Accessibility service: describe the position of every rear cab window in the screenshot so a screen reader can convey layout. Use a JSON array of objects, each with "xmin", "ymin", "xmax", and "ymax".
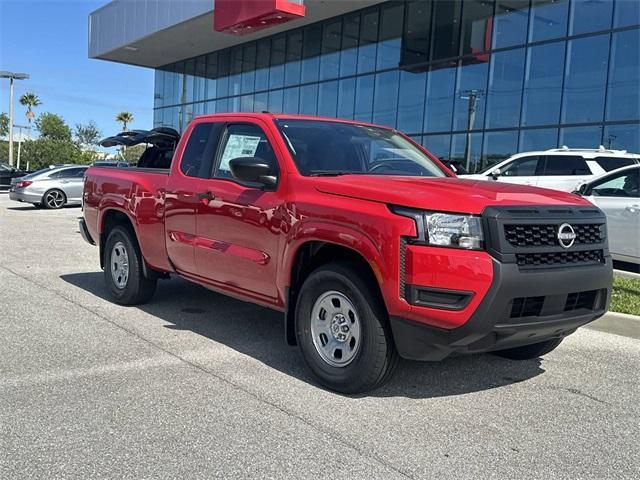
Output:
[{"xmin": 180, "ymin": 122, "xmax": 224, "ymax": 178}]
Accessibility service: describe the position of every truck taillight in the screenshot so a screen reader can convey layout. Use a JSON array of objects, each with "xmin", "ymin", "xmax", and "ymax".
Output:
[{"xmin": 16, "ymin": 180, "xmax": 32, "ymax": 188}]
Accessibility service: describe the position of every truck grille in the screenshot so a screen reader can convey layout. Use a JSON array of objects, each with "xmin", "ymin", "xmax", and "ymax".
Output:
[
  {"xmin": 504, "ymin": 223, "xmax": 604, "ymax": 248},
  {"xmin": 516, "ymin": 249, "xmax": 604, "ymax": 268},
  {"xmin": 483, "ymin": 206, "xmax": 608, "ymax": 270}
]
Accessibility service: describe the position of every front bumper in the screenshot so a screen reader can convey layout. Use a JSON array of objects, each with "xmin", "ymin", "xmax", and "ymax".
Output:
[
  {"xmin": 9, "ymin": 190, "xmax": 41, "ymax": 203},
  {"xmin": 390, "ymin": 257, "xmax": 612, "ymax": 360}
]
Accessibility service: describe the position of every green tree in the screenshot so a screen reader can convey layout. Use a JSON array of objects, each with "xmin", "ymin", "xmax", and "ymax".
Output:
[
  {"xmin": 0, "ymin": 112, "xmax": 8, "ymax": 138},
  {"xmin": 115, "ymin": 111, "xmax": 134, "ymax": 131},
  {"xmin": 16, "ymin": 139, "xmax": 95, "ymax": 170},
  {"xmin": 121, "ymin": 144, "xmax": 146, "ymax": 164},
  {"xmin": 35, "ymin": 112, "xmax": 72, "ymax": 141},
  {"xmin": 19, "ymin": 92, "xmax": 42, "ymax": 125},
  {"xmin": 74, "ymin": 121, "xmax": 102, "ymax": 149}
]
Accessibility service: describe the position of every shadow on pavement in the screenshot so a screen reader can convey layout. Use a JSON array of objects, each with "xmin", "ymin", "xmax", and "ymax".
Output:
[{"xmin": 60, "ymin": 271, "xmax": 544, "ymax": 398}]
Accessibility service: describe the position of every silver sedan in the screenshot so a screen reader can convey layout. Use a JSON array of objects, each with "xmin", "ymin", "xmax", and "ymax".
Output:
[{"xmin": 9, "ymin": 165, "xmax": 89, "ymax": 209}]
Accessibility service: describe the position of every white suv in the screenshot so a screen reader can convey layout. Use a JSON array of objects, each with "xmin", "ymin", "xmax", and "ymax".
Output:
[{"xmin": 462, "ymin": 147, "xmax": 640, "ymax": 192}]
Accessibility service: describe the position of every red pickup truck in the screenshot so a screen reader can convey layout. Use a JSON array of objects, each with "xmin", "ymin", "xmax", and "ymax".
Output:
[{"xmin": 81, "ymin": 113, "xmax": 612, "ymax": 393}]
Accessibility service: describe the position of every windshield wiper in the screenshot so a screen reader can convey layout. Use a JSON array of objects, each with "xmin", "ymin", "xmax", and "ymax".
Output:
[{"xmin": 308, "ymin": 171, "xmax": 354, "ymax": 177}]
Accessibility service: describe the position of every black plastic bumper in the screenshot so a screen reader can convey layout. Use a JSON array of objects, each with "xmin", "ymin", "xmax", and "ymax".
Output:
[
  {"xmin": 78, "ymin": 218, "xmax": 96, "ymax": 246},
  {"xmin": 390, "ymin": 257, "xmax": 613, "ymax": 361}
]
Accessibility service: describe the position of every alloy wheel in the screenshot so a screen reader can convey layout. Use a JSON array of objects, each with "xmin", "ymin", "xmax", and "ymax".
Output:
[{"xmin": 110, "ymin": 241, "xmax": 130, "ymax": 289}]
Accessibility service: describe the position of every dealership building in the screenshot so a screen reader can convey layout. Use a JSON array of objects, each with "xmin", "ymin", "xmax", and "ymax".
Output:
[{"xmin": 89, "ymin": 0, "xmax": 639, "ymax": 172}]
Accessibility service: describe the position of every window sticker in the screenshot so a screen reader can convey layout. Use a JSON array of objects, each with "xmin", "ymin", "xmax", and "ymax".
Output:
[{"xmin": 220, "ymin": 134, "xmax": 261, "ymax": 171}]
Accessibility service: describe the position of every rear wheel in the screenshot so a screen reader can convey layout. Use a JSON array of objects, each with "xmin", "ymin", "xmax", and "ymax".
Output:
[
  {"xmin": 295, "ymin": 263, "xmax": 398, "ymax": 394},
  {"xmin": 103, "ymin": 225, "xmax": 157, "ymax": 305},
  {"xmin": 43, "ymin": 189, "xmax": 66, "ymax": 209},
  {"xmin": 493, "ymin": 337, "xmax": 563, "ymax": 360}
]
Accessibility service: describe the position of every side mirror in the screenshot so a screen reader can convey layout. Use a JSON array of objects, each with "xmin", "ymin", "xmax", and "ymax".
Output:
[
  {"xmin": 574, "ymin": 183, "xmax": 589, "ymax": 196},
  {"xmin": 229, "ymin": 157, "xmax": 277, "ymax": 190},
  {"xmin": 490, "ymin": 168, "xmax": 502, "ymax": 180}
]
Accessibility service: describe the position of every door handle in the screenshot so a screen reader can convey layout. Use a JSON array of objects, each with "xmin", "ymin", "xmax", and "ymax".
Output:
[
  {"xmin": 626, "ymin": 205, "xmax": 640, "ymax": 214},
  {"xmin": 197, "ymin": 191, "xmax": 215, "ymax": 203}
]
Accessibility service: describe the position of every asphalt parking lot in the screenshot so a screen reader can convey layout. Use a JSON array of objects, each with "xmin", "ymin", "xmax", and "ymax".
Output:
[{"xmin": 1, "ymin": 192, "xmax": 638, "ymax": 479}]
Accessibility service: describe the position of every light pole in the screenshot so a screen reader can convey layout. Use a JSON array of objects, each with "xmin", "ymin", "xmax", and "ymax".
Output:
[
  {"xmin": 0, "ymin": 71, "xmax": 30, "ymax": 167},
  {"xmin": 459, "ymin": 89, "xmax": 484, "ymax": 172}
]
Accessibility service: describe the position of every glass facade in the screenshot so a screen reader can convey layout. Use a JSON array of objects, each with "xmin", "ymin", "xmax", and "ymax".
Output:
[{"xmin": 153, "ymin": 0, "xmax": 640, "ymax": 173}]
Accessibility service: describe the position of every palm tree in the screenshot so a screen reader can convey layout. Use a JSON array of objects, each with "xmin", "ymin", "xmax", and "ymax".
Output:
[
  {"xmin": 115, "ymin": 111, "xmax": 134, "ymax": 132},
  {"xmin": 19, "ymin": 93, "xmax": 42, "ymax": 125}
]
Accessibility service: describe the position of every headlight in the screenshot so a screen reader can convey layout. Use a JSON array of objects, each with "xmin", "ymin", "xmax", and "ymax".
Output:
[{"xmin": 392, "ymin": 207, "xmax": 484, "ymax": 250}]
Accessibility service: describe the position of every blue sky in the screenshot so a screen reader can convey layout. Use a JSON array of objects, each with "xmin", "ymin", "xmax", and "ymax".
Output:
[{"xmin": 0, "ymin": 0, "xmax": 154, "ymax": 139}]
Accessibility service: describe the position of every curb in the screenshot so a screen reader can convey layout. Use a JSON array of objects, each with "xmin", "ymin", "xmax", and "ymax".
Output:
[
  {"xmin": 585, "ymin": 311, "xmax": 640, "ymax": 340},
  {"xmin": 614, "ymin": 269, "xmax": 640, "ymax": 280}
]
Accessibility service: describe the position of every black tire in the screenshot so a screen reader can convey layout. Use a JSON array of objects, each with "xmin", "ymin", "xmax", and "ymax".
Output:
[
  {"xmin": 32, "ymin": 203, "xmax": 43, "ymax": 208},
  {"xmin": 42, "ymin": 189, "xmax": 67, "ymax": 209},
  {"xmin": 103, "ymin": 225, "xmax": 157, "ymax": 305},
  {"xmin": 295, "ymin": 263, "xmax": 398, "ymax": 394},
  {"xmin": 493, "ymin": 337, "xmax": 563, "ymax": 360}
]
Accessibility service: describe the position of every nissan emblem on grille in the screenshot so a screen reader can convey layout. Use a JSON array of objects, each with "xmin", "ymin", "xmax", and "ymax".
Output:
[{"xmin": 557, "ymin": 223, "xmax": 577, "ymax": 249}]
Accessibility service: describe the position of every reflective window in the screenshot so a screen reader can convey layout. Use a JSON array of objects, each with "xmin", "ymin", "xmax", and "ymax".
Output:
[
  {"xmin": 519, "ymin": 128, "xmax": 559, "ymax": 151},
  {"xmin": 283, "ymin": 87, "xmax": 300, "ymax": 114},
  {"xmin": 562, "ymin": 35, "xmax": 609, "ymax": 123},
  {"xmin": 594, "ymin": 156, "xmax": 637, "ymax": 172},
  {"xmin": 376, "ymin": 3, "xmax": 403, "ymax": 70},
  {"xmin": 241, "ymin": 44, "xmax": 256, "ymax": 95},
  {"xmin": 401, "ymin": 1, "xmax": 431, "ymax": 68},
  {"xmin": 614, "ymin": 0, "xmax": 640, "ymax": 28},
  {"xmin": 450, "ymin": 132, "xmax": 483, "ymax": 172},
  {"xmin": 318, "ymin": 81, "xmax": 339, "ymax": 118},
  {"xmin": 337, "ymin": 78, "xmax": 356, "ymax": 119},
  {"xmin": 194, "ymin": 56, "xmax": 206, "ymax": 102},
  {"xmin": 431, "ymin": 0, "xmax": 462, "ymax": 61},
  {"xmin": 215, "ymin": 124, "xmax": 278, "ymax": 180},
  {"xmin": 229, "ymin": 47, "xmax": 242, "ymax": 97},
  {"xmin": 569, "ymin": 0, "xmax": 613, "ymax": 35},
  {"xmin": 460, "ymin": 0, "xmax": 494, "ymax": 57},
  {"xmin": 184, "ymin": 59, "xmax": 195, "ymax": 104},
  {"xmin": 521, "ymin": 42, "xmax": 565, "ymax": 126},
  {"xmin": 217, "ymin": 51, "xmax": 230, "ymax": 99},
  {"xmin": 154, "ymin": 70, "xmax": 164, "ymax": 108},
  {"xmin": 373, "ymin": 71, "xmax": 400, "ymax": 128},
  {"xmin": 268, "ymin": 89, "xmax": 284, "ymax": 113},
  {"xmin": 354, "ymin": 74, "xmax": 374, "ymax": 122},
  {"xmin": 255, "ymin": 39, "xmax": 271, "ymax": 91},
  {"xmin": 269, "ymin": 35, "xmax": 286, "ymax": 89},
  {"xmin": 486, "ymin": 48, "xmax": 525, "ymax": 129},
  {"xmin": 453, "ymin": 62, "xmax": 488, "ymax": 131},
  {"xmin": 205, "ymin": 53, "xmax": 217, "ymax": 101},
  {"xmin": 422, "ymin": 134, "xmax": 451, "ymax": 160},
  {"xmin": 482, "ymin": 131, "xmax": 519, "ymax": 170},
  {"xmin": 493, "ymin": 1, "xmax": 529, "ymax": 49},
  {"xmin": 320, "ymin": 19, "xmax": 342, "ymax": 80},
  {"xmin": 300, "ymin": 84, "xmax": 319, "ymax": 115},
  {"xmin": 302, "ymin": 25, "xmax": 321, "ymax": 83},
  {"xmin": 603, "ymin": 124, "xmax": 640, "ymax": 152},
  {"xmin": 424, "ymin": 67, "xmax": 456, "ymax": 133},
  {"xmin": 341, "ymin": 13, "xmax": 360, "ymax": 76},
  {"xmin": 358, "ymin": 10, "xmax": 379, "ymax": 74},
  {"xmin": 529, "ymin": 0, "xmax": 569, "ymax": 42},
  {"xmin": 285, "ymin": 31, "xmax": 303, "ymax": 87},
  {"xmin": 559, "ymin": 125, "xmax": 604, "ymax": 148},
  {"xmin": 502, "ymin": 156, "xmax": 542, "ymax": 176},
  {"xmin": 254, "ymin": 92, "xmax": 268, "ymax": 113},
  {"xmin": 180, "ymin": 122, "xmax": 220, "ymax": 178},
  {"xmin": 606, "ymin": 29, "xmax": 640, "ymax": 122},
  {"xmin": 397, "ymin": 71, "xmax": 426, "ymax": 134},
  {"xmin": 240, "ymin": 95, "xmax": 253, "ymax": 112}
]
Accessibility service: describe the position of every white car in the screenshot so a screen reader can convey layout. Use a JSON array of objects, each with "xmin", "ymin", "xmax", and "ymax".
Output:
[
  {"xmin": 576, "ymin": 164, "xmax": 640, "ymax": 268},
  {"xmin": 462, "ymin": 147, "xmax": 640, "ymax": 192}
]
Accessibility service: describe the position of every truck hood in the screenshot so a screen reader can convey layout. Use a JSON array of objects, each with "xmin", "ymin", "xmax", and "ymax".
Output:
[{"xmin": 313, "ymin": 176, "xmax": 588, "ymax": 214}]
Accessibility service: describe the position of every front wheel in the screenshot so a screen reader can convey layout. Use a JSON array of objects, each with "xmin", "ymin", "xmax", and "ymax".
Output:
[
  {"xmin": 295, "ymin": 263, "xmax": 398, "ymax": 394},
  {"xmin": 493, "ymin": 337, "xmax": 563, "ymax": 360},
  {"xmin": 103, "ymin": 225, "xmax": 157, "ymax": 305}
]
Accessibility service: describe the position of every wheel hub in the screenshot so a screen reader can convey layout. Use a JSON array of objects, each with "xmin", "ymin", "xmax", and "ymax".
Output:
[
  {"xmin": 330, "ymin": 314, "xmax": 350, "ymax": 342},
  {"xmin": 110, "ymin": 241, "xmax": 129, "ymax": 290}
]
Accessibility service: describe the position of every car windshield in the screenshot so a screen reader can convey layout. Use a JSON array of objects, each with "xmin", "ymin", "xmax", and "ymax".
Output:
[{"xmin": 275, "ymin": 119, "xmax": 447, "ymax": 177}]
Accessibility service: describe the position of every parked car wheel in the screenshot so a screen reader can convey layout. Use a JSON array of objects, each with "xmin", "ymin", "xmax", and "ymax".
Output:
[
  {"xmin": 43, "ymin": 189, "xmax": 67, "ymax": 209},
  {"xmin": 295, "ymin": 263, "xmax": 398, "ymax": 394},
  {"xmin": 103, "ymin": 225, "xmax": 157, "ymax": 305},
  {"xmin": 493, "ymin": 337, "xmax": 563, "ymax": 360}
]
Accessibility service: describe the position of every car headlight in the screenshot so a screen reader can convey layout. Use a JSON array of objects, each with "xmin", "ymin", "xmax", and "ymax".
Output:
[{"xmin": 391, "ymin": 207, "xmax": 484, "ymax": 250}]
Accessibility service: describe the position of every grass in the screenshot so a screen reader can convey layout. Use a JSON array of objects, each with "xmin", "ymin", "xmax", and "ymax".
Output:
[{"xmin": 610, "ymin": 276, "xmax": 640, "ymax": 316}]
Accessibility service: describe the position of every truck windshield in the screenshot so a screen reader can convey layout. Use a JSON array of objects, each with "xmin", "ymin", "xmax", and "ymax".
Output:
[{"xmin": 275, "ymin": 119, "xmax": 447, "ymax": 177}]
